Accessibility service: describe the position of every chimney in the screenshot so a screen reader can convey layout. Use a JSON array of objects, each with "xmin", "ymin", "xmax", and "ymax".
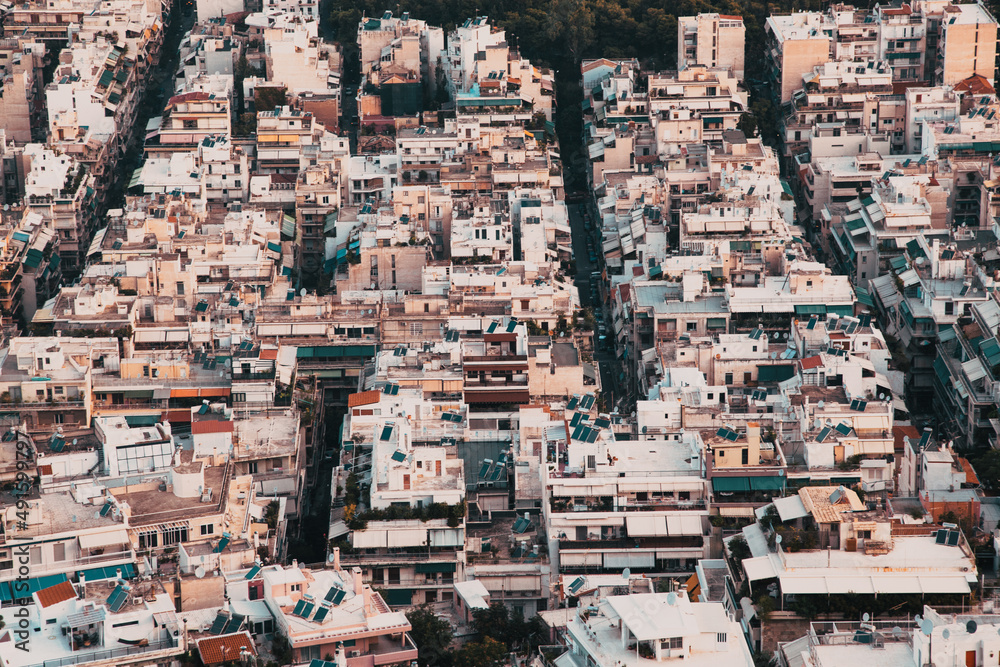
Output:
[
  {"xmin": 333, "ymin": 547, "xmax": 341, "ymax": 571},
  {"xmin": 363, "ymin": 584, "xmax": 372, "ymax": 618},
  {"xmin": 746, "ymin": 422, "xmax": 761, "ymax": 446},
  {"xmin": 291, "ymin": 559, "xmax": 298, "ymax": 571},
  {"xmin": 352, "ymin": 566, "xmax": 363, "ymax": 594}
]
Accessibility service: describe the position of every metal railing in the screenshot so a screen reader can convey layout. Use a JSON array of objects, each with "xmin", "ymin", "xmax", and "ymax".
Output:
[{"xmin": 22, "ymin": 636, "xmax": 179, "ymax": 667}]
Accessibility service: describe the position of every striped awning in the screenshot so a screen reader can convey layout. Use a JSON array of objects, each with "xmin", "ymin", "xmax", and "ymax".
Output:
[{"xmin": 281, "ymin": 214, "xmax": 295, "ymax": 238}]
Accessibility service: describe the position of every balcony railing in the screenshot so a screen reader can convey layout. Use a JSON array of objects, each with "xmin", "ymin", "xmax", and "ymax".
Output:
[{"xmin": 22, "ymin": 636, "xmax": 180, "ymax": 667}]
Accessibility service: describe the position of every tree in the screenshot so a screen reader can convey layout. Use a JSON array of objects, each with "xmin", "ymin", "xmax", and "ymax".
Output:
[
  {"xmin": 453, "ymin": 637, "xmax": 507, "ymax": 667},
  {"xmin": 727, "ymin": 535, "xmax": 751, "ymax": 569},
  {"xmin": 255, "ymin": 86, "xmax": 287, "ymax": 113},
  {"xmin": 971, "ymin": 448, "xmax": 1000, "ymax": 492},
  {"xmin": 405, "ymin": 606, "xmax": 453, "ymax": 667},
  {"xmin": 737, "ymin": 111, "xmax": 758, "ymax": 138}
]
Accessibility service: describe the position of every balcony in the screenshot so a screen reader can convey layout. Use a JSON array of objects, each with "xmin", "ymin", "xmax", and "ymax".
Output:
[
  {"xmin": 21, "ymin": 636, "xmax": 181, "ymax": 667},
  {"xmin": 345, "ymin": 633, "xmax": 419, "ymax": 667}
]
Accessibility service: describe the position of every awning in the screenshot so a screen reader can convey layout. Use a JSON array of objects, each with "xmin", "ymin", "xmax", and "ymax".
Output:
[
  {"xmin": 718, "ymin": 506, "xmax": 756, "ymax": 517},
  {"xmin": 707, "ymin": 317, "xmax": 727, "ymax": 329},
  {"xmin": 383, "ymin": 589, "xmax": 413, "ymax": 606},
  {"xmin": 771, "ymin": 495, "xmax": 809, "ymax": 521},
  {"xmin": 626, "ymin": 515, "xmax": 668, "ymax": 536},
  {"xmin": 856, "ymin": 287, "xmax": 874, "ymax": 308},
  {"xmin": 324, "ymin": 211, "xmax": 338, "ymax": 233},
  {"xmin": 78, "ymin": 563, "xmax": 136, "ymax": 582},
  {"xmin": 794, "ymin": 304, "xmax": 826, "ymax": 315},
  {"xmin": 749, "ymin": 477, "xmax": 785, "ymax": 491},
  {"xmin": 79, "ymin": 529, "xmax": 128, "ymax": 549},
  {"xmin": 757, "ymin": 365, "xmax": 795, "ymax": 383},
  {"xmin": 712, "ymin": 477, "xmax": 750, "ymax": 492},
  {"xmin": 415, "ymin": 562, "xmax": 457, "ymax": 573},
  {"xmin": 743, "ymin": 556, "xmax": 779, "ymax": 582},
  {"xmin": 281, "ymin": 214, "xmax": 296, "ymax": 238},
  {"xmin": 666, "ymin": 515, "xmax": 703, "ymax": 536}
]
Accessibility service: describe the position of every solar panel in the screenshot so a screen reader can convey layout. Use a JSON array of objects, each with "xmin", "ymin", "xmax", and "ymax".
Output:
[
  {"xmin": 100, "ymin": 502, "xmax": 112, "ymax": 517},
  {"xmin": 567, "ymin": 396, "xmax": 579, "ymax": 410},
  {"xmin": 918, "ymin": 430, "xmax": 931, "ymax": 448},
  {"xmin": 960, "ymin": 284, "xmax": 971, "ymax": 297},
  {"xmin": 935, "ymin": 529, "xmax": 948, "ymax": 544},
  {"xmin": 487, "ymin": 321, "xmax": 498, "ymax": 333},
  {"xmin": 391, "ymin": 450, "xmax": 406, "ymax": 462},
  {"xmin": 571, "ymin": 425, "xmax": 584, "ymax": 440},
  {"xmin": 208, "ymin": 612, "xmax": 228, "ymax": 634},
  {"xmin": 829, "ymin": 487, "xmax": 844, "ymax": 504},
  {"xmin": 224, "ymin": 613, "xmax": 245, "ymax": 633},
  {"xmin": 107, "ymin": 585, "xmax": 129, "ymax": 612},
  {"xmin": 489, "ymin": 464, "xmax": 503, "ymax": 481},
  {"xmin": 859, "ymin": 315, "xmax": 871, "ymax": 328},
  {"xmin": 716, "ymin": 428, "xmax": 730, "ymax": 438},
  {"xmin": 947, "ymin": 531, "xmax": 960, "ymax": 546},
  {"xmin": 816, "ymin": 427, "xmax": 832, "ymax": 443},
  {"xmin": 570, "ymin": 413, "xmax": 583, "ymax": 427},
  {"xmin": 213, "ymin": 537, "xmax": 229, "ymax": 553},
  {"xmin": 749, "ymin": 328, "xmax": 763, "ymax": 340},
  {"xmin": 506, "ymin": 321, "xmax": 517, "ymax": 333},
  {"xmin": 380, "ymin": 426, "xmax": 393, "ymax": 441},
  {"xmin": 586, "ymin": 429, "xmax": 599, "ymax": 443},
  {"xmin": 300, "ymin": 602, "xmax": 314, "ymax": 618},
  {"xmin": 846, "ymin": 322, "xmax": 858, "ymax": 334},
  {"xmin": 835, "ymin": 423, "xmax": 852, "ymax": 436},
  {"xmin": 245, "ymin": 565, "xmax": 261, "ymax": 580},
  {"xmin": 292, "ymin": 599, "xmax": 306, "ymax": 616},
  {"xmin": 312, "ymin": 606, "xmax": 330, "ymax": 623},
  {"xmin": 568, "ymin": 576, "xmax": 585, "ymax": 594},
  {"xmin": 330, "ymin": 588, "xmax": 346, "ymax": 605},
  {"xmin": 595, "ymin": 418, "xmax": 611, "ymax": 428},
  {"xmin": 478, "ymin": 460, "xmax": 493, "ymax": 478},
  {"xmin": 513, "ymin": 517, "xmax": 531, "ymax": 533},
  {"xmin": 725, "ymin": 430, "xmax": 740, "ymax": 442},
  {"xmin": 580, "ymin": 394, "xmax": 596, "ymax": 410}
]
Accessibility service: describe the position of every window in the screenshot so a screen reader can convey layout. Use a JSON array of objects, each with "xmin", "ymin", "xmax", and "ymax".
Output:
[
  {"xmin": 53, "ymin": 543, "xmax": 65, "ymax": 562},
  {"xmin": 162, "ymin": 526, "xmax": 188, "ymax": 546},
  {"xmin": 138, "ymin": 531, "xmax": 158, "ymax": 549},
  {"xmin": 201, "ymin": 524, "xmax": 215, "ymax": 535},
  {"xmin": 725, "ymin": 373, "xmax": 733, "ymax": 384},
  {"xmin": 662, "ymin": 637, "xmax": 683, "ymax": 650},
  {"xmin": 717, "ymin": 633, "xmax": 727, "ymax": 643},
  {"xmin": 410, "ymin": 323, "xmax": 423, "ymax": 336},
  {"xmin": 29, "ymin": 546, "xmax": 41, "ymax": 564},
  {"xmin": 686, "ymin": 322, "xmax": 697, "ymax": 331},
  {"xmin": 945, "ymin": 302, "xmax": 954, "ymax": 315},
  {"xmin": 388, "ymin": 568, "xmax": 400, "ymax": 585}
]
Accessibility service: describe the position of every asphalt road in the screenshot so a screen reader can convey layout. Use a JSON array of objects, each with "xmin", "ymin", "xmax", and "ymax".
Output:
[{"xmin": 566, "ymin": 201, "xmax": 621, "ymax": 409}]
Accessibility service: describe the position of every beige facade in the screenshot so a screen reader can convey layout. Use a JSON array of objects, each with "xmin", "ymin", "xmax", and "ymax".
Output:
[
  {"xmin": 938, "ymin": 6, "xmax": 998, "ymax": 86},
  {"xmin": 678, "ymin": 14, "xmax": 746, "ymax": 80}
]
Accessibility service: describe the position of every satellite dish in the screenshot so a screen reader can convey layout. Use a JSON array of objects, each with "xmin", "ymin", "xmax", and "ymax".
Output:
[
  {"xmin": 327, "ymin": 553, "xmax": 336, "ymax": 563},
  {"xmin": 862, "ymin": 613, "xmax": 870, "ymax": 622},
  {"xmin": 893, "ymin": 627, "xmax": 903, "ymax": 639},
  {"xmin": 967, "ymin": 620, "xmax": 978, "ymax": 634},
  {"xmin": 666, "ymin": 592, "xmax": 677, "ymax": 606},
  {"xmin": 195, "ymin": 566, "xmax": 206, "ymax": 579},
  {"xmin": 770, "ymin": 352, "xmax": 778, "ymax": 359},
  {"xmin": 920, "ymin": 619, "xmax": 933, "ymax": 636},
  {"xmin": 914, "ymin": 615, "xmax": 922, "ymax": 623},
  {"xmin": 878, "ymin": 393, "xmax": 886, "ymax": 400},
  {"xmin": 622, "ymin": 568, "xmax": 631, "ymax": 580},
  {"xmin": 300, "ymin": 288, "xmax": 307, "ymax": 297},
  {"xmin": 817, "ymin": 401, "xmax": 825, "ymax": 409},
  {"xmin": 73, "ymin": 439, "xmax": 78, "ymax": 446},
  {"xmin": 942, "ymin": 629, "xmax": 950, "ymax": 640},
  {"xmin": 3, "ymin": 205, "xmax": 8, "ymax": 211},
  {"xmin": 775, "ymin": 535, "xmax": 783, "ymax": 544}
]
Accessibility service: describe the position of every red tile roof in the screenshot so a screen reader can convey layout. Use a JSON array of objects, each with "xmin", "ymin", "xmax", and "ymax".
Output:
[
  {"xmin": 955, "ymin": 73, "xmax": 996, "ymax": 97},
  {"xmin": 36, "ymin": 581, "xmax": 76, "ymax": 608},
  {"xmin": 348, "ymin": 390, "xmax": 381, "ymax": 408},
  {"xmin": 38, "ymin": 464, "xmax": 53, "ymax": 476},
  {"xmin": 800, "ymin": 356, "xmax": 823, "ymax": 370},
  {"xmin": 191, "ymin": 420, "xmax": 235, "ymax": 435},
  {"xmin": 893, "ymin": 425, "xmax": 919, "ymax": 453},
  {"xmin": 198, "ymin": 632, "xmax": 256, "ymax": 665},
  {"xmin": 259, "ymin": 348, "xmax": 278, "ymax": 361}
]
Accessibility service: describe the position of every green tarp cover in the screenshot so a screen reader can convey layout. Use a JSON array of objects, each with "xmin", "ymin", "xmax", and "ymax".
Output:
[
  {"xmin": 712, "ymin": 477, "xmax": 750, "ymax": 492},
  {"xmin": 415, "ymin": 562, "xmax": 457, "ymax": 573}
]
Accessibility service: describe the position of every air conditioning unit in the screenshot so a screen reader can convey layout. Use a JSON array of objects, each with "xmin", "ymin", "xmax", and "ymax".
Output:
[{"xmin": 349, "ymin": 651, "xmax": 362, "ymax": 658}]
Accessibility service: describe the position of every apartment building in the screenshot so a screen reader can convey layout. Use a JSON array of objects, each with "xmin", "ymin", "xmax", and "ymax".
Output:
[{"xmin": 677, "ymin": 14, "xmax": 746, "ymax": 80}]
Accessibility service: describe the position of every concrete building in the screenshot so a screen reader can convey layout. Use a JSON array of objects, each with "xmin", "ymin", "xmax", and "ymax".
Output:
[{"xmin": 677, "ymin": 14, "xmax": 746, "ymax": 80}]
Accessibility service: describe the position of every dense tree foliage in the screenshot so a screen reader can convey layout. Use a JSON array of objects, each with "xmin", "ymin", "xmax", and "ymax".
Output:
[
  {"xmin": 329, "ymin": 0, "xmax": 826, "ymax": 76},
  {"xmin": 405, "ymin": 606, "xmax": 454, "ymax": 667},
  {"xmin": 471, "ymin": 602, "xmax": 548, "ymax": 653}
]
